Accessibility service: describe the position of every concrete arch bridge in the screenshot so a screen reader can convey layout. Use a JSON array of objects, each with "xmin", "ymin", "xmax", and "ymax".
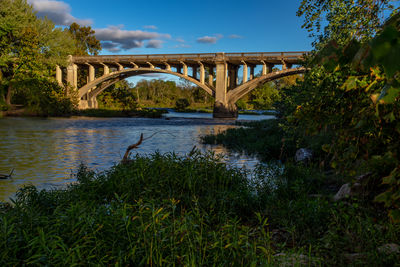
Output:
[{"xmin": 56, "ymin": 52, "xmax": 307, "ymax": 118}]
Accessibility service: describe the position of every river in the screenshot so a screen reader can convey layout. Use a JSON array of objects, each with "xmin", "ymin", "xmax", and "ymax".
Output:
[{"xmin": 0, "ymin": 112, "xmax": 274, "ymax": 202}]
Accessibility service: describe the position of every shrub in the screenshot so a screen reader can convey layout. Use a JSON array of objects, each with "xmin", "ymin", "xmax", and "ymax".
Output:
[{"xmin": 175, "ymin": 98, "xmax": 190, "ymax": 111}]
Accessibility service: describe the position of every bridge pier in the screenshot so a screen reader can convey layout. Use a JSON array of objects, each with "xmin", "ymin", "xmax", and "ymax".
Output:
[{"xmin": 213, "ymin": 57, "xmax": 238, "ymax": 118}]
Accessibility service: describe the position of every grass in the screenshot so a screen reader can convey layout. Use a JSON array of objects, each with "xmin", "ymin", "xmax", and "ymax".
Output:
[
  {"xmin": 201, "ymin": 119, "xmax": 297, "ymax": 161},
  {"xmin": 201, "ymin": 119, "xmax": 400, "ymax": 266},
  {"xmin": 0, "ymin": 150, "xmax": 398, "ymax": 265}
]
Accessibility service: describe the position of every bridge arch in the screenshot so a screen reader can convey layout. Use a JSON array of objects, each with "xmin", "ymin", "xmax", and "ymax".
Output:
[
  {"xmin": 78, "ymin": 68, "xmax": 215, "ymax": 101},
  {"xmin": 227, "ymin": 67, "xmax": 306, "ymax": 104}
]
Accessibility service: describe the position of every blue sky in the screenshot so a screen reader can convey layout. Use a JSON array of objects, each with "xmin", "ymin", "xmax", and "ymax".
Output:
[{"xmin": 28, "ymin": 0, "xmax": 313, "ymax": 55}]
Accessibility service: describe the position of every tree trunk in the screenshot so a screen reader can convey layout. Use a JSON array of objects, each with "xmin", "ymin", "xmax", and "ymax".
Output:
[
  {"xmin": 136, "ymin": 88, "xmax": 140, "ymax": 103},
  {"xmin": 6, "ymin": 84, "xmax": 12, "ymax": 106}
]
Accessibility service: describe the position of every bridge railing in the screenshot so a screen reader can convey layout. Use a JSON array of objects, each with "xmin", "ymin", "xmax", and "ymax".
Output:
[{"xmin": 71, "ymin": 52, "xmax": 309, "ymax": 63}]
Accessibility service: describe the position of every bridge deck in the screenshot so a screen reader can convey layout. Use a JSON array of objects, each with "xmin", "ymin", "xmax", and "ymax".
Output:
[{"xmin": 71, "ymin": 52, "xmax": 307, "ymax": 66}]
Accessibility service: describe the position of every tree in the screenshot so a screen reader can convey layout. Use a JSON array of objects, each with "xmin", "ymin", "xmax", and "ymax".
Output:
[
  {"xmin": 68, "ymin": 22, "xmax": 101, "ymax": 56},
  {"xmin": 248, "ymin": 82, "xmax": 280, "ymax": 110},
  {"xmin": 0, "ymin": 0, "xmax": 75, "ymax": 107},
  {"xmin": 175, "ymin": 98, "xmax": 190, "ymax": 111},
  {"xmin": 297, "ymin": 0, "xmax": 398, "ymax": 47}
]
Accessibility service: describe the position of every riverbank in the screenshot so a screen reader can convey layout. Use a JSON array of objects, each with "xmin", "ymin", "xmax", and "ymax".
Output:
[
  {"xmin": 1, "ymin": 149, "xmax": 398, "ymax": 265},
  {"xmin": 201, "ymin": 119, "xmax": 400, "ymax": 265},
  {"xmin": 0, "ymin": 107, "xmax": 168, "ymax": 119},
  {"xmin": 0, "ymin": 107, "xmax": 274, "ymax": 119}
]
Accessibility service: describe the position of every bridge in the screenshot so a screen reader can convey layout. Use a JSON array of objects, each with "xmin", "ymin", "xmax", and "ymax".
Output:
[{"xmin": 56, "ymin": 52, "xmax": 307, "ymax": 118}]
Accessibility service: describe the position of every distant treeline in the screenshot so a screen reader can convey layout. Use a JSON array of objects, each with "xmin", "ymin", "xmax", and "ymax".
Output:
[{"xmin": 97, "ymin": 73, "xmax": 300, "ymax": 111}]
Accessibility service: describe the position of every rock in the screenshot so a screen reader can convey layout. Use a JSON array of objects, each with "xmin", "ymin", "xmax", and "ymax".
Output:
[
  {"xmin": 274, "ymin": 252, "xmax": 321, "ymax": 266},
  {"xmin": 355, "ymin": 172, "xmax": 372, "ymax": 184},
  {"xmin": 295, "ymin": 148, "xmax": 313, "ymax": 163},
  {"xmin": 270, "ymin": 229, "xmax": 290, "ymax": 243},
  {"xmin": 274, "ymin": 253, "xmax": 308, "ymax": 266},
  {"xmin": 333, "ymin": 180, "xmax": 366, "ymax": 201},
  {"xmin": 333, "ymin": 183, "xmax": 352, "ymax": 201},
  {"xmin": 377, "ymin": 243, "xmax": 400, "ymax": 255},
  {"xmin": 343, "ymin": 253, "xmax": 367, "ymax": 263}
]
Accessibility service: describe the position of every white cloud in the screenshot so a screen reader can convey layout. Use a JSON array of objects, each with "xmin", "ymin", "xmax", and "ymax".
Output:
[
  {"xmin": 95, "ymin": 25, "xmax": 171, "ymax": 52},
  {"xmin": 196, "ymin": 34, "xmax": 223, "ymax": 44},
  {"xmin": 197, "ymin": 36, "xmax": 217, "ymax": 44},
  {"xmin": 146, "ymin": 40, "xmax": 163, "ymax": 48},
  {"xmin": 229, "ymin": 34, "xmax": 243, "ymax": 39},
  {"xmin": 173, "ymin": 44, "xmax": 191, "ymax": 48},
  {"xmin": 143, "ymin": 25, "xmax": 158, "ymax": 30},
  {"xmin": 28, "ymin": 0, "xmax": 92, "ymax": 26}
]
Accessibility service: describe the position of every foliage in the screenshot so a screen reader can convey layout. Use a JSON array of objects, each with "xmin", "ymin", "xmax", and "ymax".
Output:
[
  {"xmin": 75, "ymin": 108, "xmax": 167, "ymax": 118},
  {"xmin": 235, "ymin": 72, "xmax": 301, "ymax": 110},
  {"xmin": 0, "ymin": 0, "xmax": 75, "ymax": 110},
  {"xmin": 202, "ymin": 119, "xmax": 296, "ymax": 162},
  {"xmin": 248, "ymin": 82, "xmax": 281, "ymax": 110},
  {"xmin": 0, "ymin": 152, "xmax": 269, "ymax": 266},
  {"xmin": 98, "ymin": 79, "xmax": 214, "ymax": 110},
  {"xmin": 297, "ymin": 0, "xmax": 398, "ymax": 47},
  {"xmin": 68, "ymin": 22, "xmax": 101, "ymax": 56},
  {"xmin": 175, "ymin": 98, "xmax": 190, "ymax": 111},
  {"xmin": 12, "ymin": 78, "xmax": 75, "ymax": 116},
  {"xmin": 1, "ymin": 151, "xmax": 399, "ymax": 265},
  {"xmin": 275, "ymin": 12, "xmax": 400, "ymax": 222}
]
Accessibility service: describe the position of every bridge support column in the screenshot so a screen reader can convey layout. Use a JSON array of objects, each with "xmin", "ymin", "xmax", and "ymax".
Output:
[
  {"xmin": 261, "ymin": 61, "xmax": 266, "ymax": 75},
  {"xmin": 87, "ymin": 64, "xmax": 98, "ymax": 109},
  {"xmin": 192, "ymin": 66, "xmax": 197, "ymax": 79},
  {"xmin": 242, "ymin": 61, "xmax": 248, "ymax": 83},
  {"xmin": 198, "ymin": 62, "xmax": 205, "ymax": 84},
  {"xmin": 213, "ymin": 56, "xmax": 238, "ymax": 118},
  {"xmin": 250, "ymin": 66, "xmax": 255, "ymax": 80},
  {"xmin": 180, "ymin": 61, "xmax": 188, "ymax": 76},
  {"xmin": 267, "ymin": 63, "xmax": 274, "ymax": 73},
  {"xmin": 102, "ymin": 63, "xmax": 110, "ymax": 75},
  {"xmin": 56, "ymin": 65, "xmax": 62, "ymax": 86},
  {"xmin": 116, "ymin": 63, "xmax": 124, "ymax": 71},
  {"xmin": 282, "ymin": 60, "xmax": 292, "ymax": 70},
  {"xmin": 163, "ymin": 62, "xmax": 171, "ymax": 71},
  {"xmin": 228, "ymin": 65, "xmax": 237, "ymax": 89},
  {"xmin": 208, "ymin": 66, "xmax": 214, "ymax": 86},
  {"xmin": 66, "ymin": 56, "xmax": 78, "ymax": 94}
]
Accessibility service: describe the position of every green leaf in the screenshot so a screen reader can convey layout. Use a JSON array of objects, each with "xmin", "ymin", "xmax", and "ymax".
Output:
[
  {"xmin": 380, "ymin": 86, "xmax": 400, "ymax": 103},
  {"xmin": 383, "ymin": 111, "xmax": 396, "ymax": 122},
  {"xmin": 382, "ymin": 174, "xmax": 396, "ymax": 184},
  {"xmin": 342, "ymin": 76, "xmax": 358, "ymax": 91},
  {"xmin": 365, "ymin": 80, "xmax": 377, "ymax": 92},
  {"xmin": 321, "ymin": 144, "xmax": 330, "ymax": 152},
  {"xmin": 370, "ymin": 25, "xmax": 400, "ymax": 79},
  {"xmin": 389, "ymin": 209, "xmax": 400, "ymax": 223},
  {"xmin": 374, "ymin": 191, "xmax": 392, "ymax": 205}
]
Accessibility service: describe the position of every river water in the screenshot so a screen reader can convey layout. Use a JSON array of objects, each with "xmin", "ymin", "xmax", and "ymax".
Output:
[{"xmin": 0, "ymin": 111, "xmax": 273, "ymax": 202}]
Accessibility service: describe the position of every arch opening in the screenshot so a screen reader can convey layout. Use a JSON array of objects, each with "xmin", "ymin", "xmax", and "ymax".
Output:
[
  {"xmin": 79, "ymin": 68, "xmax": 215, "ymax": 101},
  {"xmin": 227, "ymin": 67, "xmax": 306, "ymax": 104}
]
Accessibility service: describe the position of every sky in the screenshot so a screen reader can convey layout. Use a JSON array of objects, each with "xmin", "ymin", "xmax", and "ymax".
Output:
[
  {"xmin": 26, "ymin": 0, "xmax": 314, "ymax": 84},
  {"xmin": 27, "ymin": 0, "xmax": 313, "ymax": 55}
]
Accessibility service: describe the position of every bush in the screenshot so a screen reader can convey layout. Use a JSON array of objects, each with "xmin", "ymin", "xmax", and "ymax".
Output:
[
  {"xmin": 175, "ymin": 98, "xmax": 190, "ymax": 111},
  {"xmin": 235, "ymin": 99, "xmax": 247, "ymax": 110},
  {"xmin": 13, "ymin": 79, "xmax": 76, "ymax": 116}
]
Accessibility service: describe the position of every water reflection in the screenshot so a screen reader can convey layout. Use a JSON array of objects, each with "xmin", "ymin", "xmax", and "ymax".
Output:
[{"xmin": 0, "ymin": 115, "xmax": 268, "ymax": 201}]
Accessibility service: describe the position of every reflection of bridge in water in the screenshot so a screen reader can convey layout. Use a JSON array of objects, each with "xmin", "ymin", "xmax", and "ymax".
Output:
[{"xmin": 56, "ymin": 52, "xmax": 308, "ymax": 118}]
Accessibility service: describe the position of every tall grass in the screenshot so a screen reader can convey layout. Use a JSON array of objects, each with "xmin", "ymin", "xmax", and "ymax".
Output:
[
  {"xmin": 0, "ymin": 151, "xmax": 398, "ymax": 265},
  {"xmin": 0, "ymin": 152, "xmax": 274, "ymax": 265}
]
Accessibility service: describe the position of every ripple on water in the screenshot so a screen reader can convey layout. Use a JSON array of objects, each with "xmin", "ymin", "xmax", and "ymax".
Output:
[{"xmin": 0, "ymin": 115, "xmax": 272, "ymax": 201}]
